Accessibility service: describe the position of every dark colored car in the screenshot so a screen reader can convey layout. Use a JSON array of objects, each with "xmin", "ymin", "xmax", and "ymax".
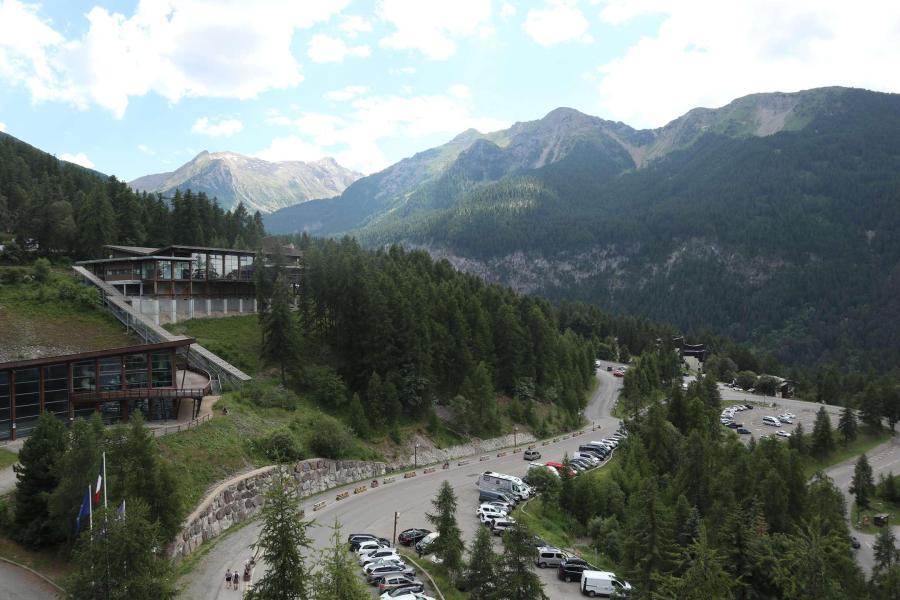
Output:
[
  {"xmin": 397, "ymin": 528, "xmax": 431, "ymax": 546},
  {"xmin": 851, "ymin": 536, "xmax": 861, "ymax": 549},
  {"xmin": 524, "ymin": 449, "xmax": 541, "ymax": 460},
  {"xmin": 348, "ymin": 534, "xmax": 390, "ymax": 551},
  {"xmin": 382, "ymin": 583, "xmax": 426, "ymax": 597},
  {"xmin": 557, "ymin": 558, "xmax": 597, "ymax": 583},
  {"xmin": 727, "ymin": 422, "xmax": 742, "ymax": 429},
  {"xmin": 737, "ymin": 427, "xmax": 751, "ymax": 434}
]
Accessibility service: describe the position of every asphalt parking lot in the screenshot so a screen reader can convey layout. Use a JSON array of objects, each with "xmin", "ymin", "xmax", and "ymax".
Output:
[{"xmin": 718, "ymin": 384, "xmax": 842, "ymax": 444}]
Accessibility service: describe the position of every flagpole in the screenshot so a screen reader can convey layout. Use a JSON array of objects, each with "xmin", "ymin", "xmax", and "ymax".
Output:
[
  {"xmin": 102, "ymin": 452, "xmax": 108, "ymax": 510},
  {"xmin": 88, "ymin": 484, "xmax": 93, "ymax": 531}
]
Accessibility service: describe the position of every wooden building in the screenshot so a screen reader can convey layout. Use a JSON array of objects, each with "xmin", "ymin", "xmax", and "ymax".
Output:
[{"xmin": 0, "ymin": 339, "xmax": 208, "ymax": 441}]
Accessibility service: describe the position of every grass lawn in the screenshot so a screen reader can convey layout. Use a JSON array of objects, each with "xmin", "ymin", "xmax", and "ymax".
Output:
[
  {"xmin": 852, "ymin": 497, "xmax": 900, "ymax": 534},
  {"xmin": 164, "ymin": 315, "xmax": 263, "ymax": 376},
  {"xmin": 0, "ymin": 448, "xmax": 17, "ymax": 470},
  {"xmin": 803, "ymin": 430, "xmax": 894, "ymax": 477},
  {"xmin": 0, "ymin": 268, "xmax": 135, "ymax": 362},
  {"xmin": 397, "ymin": 548, "xmax": 467, "ymax": 600}
]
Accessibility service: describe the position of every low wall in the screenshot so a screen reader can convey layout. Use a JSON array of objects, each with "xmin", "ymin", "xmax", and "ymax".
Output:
[
  {"xmin": 393, "ymin": 431, "xmax": 537, "ymax": 470},
  {"xmin": 130, "ymin": 297, "xmax": 257, "ymax": 325},
  {"xmin": 169, "ymin": 458, "xmax": 386, "ymax": 560}
]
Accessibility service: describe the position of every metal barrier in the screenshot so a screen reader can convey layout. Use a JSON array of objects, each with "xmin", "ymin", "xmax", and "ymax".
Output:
[
  {"xmin": 382, "ymin": 477, "xmax": 396, "ymax": 485},
  {"xmin": 479, "ymin": 456, "xmax": 489, "ymax": 461},
  {"xmin": 336, "ymin": 491, "xmax": 350, "ymax": 501},
  {"xmin": 312, "ymin": 501, "xmax": 327, "ymax": 511},
  {"xmin": 423, "ymin": 467, "xmax": 437, "ymax": 474},
  {"xmin": 403, "ymin": 471, "xmax": 417, "ymax": 479},
  {"xmin": 457, "ymin": 460, "xmax": 469, "ymax": 466},
  {"xmin": 353, "ymin": 485, "xmax": 367, "ymax": 494}
]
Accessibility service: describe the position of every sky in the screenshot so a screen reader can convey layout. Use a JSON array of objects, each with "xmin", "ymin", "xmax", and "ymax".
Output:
[{"xmin": 1, "ymin": 0, "xmax": 900, "ymax": 181}]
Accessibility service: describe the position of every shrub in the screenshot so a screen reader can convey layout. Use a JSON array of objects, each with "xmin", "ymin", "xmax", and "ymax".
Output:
[
  {"xmin": 255, "ymin": 429, "xmax": 305, "ymax": 461},
  {"xmin": 32, "ymin": 258, "xmax": 51, "ymax": 283},
  {"xmin": 294, "ymin": 365, "xmax": 347, "ymax": 409},
  {"xmin": 0, "ymin": 267, "xmax": 28, "ymax": 284},
  {"xmin": 240, "ymin": 382, "xmax": 299, "ymax": 410},
  {"xmin": 306, "ymin": 415, "xmax": 354, "ymax": 459}
]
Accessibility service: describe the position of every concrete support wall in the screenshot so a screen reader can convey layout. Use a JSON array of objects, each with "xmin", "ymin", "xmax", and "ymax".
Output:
[{"xmin": 128, "ymin": 297, "xmax": 256, "ymax": 325}]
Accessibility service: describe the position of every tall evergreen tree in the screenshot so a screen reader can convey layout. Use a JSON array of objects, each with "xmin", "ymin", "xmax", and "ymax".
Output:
[
  {"xmin": 261, "ymin": 274, "xmax": 299, "ymax": 383},
  {"xmin": 312, "ymin": 520, "xmax": 370, "ymax": 600},
  {"xmin": 838, "ymin": 405, "xmax": 858, "ymax": 444},
  {"xmin": 13, "ymin": 412, "xmax": 68, "ymax": 548},
  {"xmin": 811, "ymin": 405, "xmax": 836, "ymax": 457},
  {"xmin": 426, "ymin": 481, "xmax": 465, "ymax": 581},
  {"xmin": 652, "ymin": 530, "xmax": 735, "ymax": 600},
  {"xmin": 496, "ymin": 525, "xmax": 548, "ymax": 600},
  {"xmin": 873, "ymin": 526, "xmax": 900, "ymax": 578},
  {"xmin": 49, "ymin": 414, "xmax": 105, "ymax": 543},
  {"xmin": 849, "ymin": 454, "xmax": 876, "ymax": 510},
  {"xmin": 247, "ymin": 471, "xmax": 312, "ymax": 600},
  {"xmin": 464, "ymin": 524, "xmax": 497, "ymax": 599}
]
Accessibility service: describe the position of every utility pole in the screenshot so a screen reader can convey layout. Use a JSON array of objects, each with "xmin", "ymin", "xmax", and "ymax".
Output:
[
  {"xmin": 513, "ymin": 425, "xmax": 518, "ymax": 451},
  {"xmin": 393, "ymin": 511, "xmax": 399, "ymax": 548},
  {"xmin": 414, "ymin": 443, "xmax": 419, "ymax": 469}
]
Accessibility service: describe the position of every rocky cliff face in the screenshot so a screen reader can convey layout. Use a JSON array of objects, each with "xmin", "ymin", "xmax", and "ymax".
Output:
[{"xmin": 130, "ymin": 151, "xmax": 362, "ymax": 214}]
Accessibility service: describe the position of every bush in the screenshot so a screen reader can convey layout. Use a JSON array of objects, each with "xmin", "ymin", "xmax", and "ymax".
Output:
[
  {"xmin": 255, "ymin": 429, "xmax": 305, "ymax": 461},
  {"xmin": 294, "ymin": 365, "xmax": 347, "ymax": 409},
  {"xmin": 0, "ymin": 267, "xmax": 28, "ymax": 284},
  {"xmin": 306, "ymin": 415, "xmax": 354, "ymax": 459},
  {"xmin": 32, "ymin": 258, "xmax": 51, "ymax": 283},
  {"xmin": 240, "ymin": 382, "xmax": 299, "ymax": 410}
]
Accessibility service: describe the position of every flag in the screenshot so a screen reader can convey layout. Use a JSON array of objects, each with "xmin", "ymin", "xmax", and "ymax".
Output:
[
  {"xmin": 93, "ymin": 473, "xmax": 103, "ymax": 506},
  {"xmin": 75, "ymin": 487, "xmax": 91, "ymax": 534},
  {"xmin": 117, "ymin": 499, "xmax": 125, "ymax": 517}
]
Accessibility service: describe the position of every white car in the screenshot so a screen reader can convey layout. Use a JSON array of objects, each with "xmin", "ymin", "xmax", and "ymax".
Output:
[
  {"xmin": 477, "ymin": 504, "xmax": 508, "ymax": 518},
  {"xmin": 776, "ymin": 430, "xmax": 791, "ymax": 438},
  {"xmin": 479, "ymin": 509, "xmax": 506, "ymax": 524},
  {"xmin": 388, "ymin": 594, "xmax": 435, "ymax": 600},
  {"xmin": 364, "ymin": 558, "xmax": 406, "ymax": 574},
  {"xmin": 360, "ymin": 549, "xmax": 401, "ymax": 566},
  {"xmin": 763, "ymin": 416, "xmax": 781, "ymax": 426},
  {"xmin": 356, "ymin": 540, "xmax": 387, "ymax": 556}
]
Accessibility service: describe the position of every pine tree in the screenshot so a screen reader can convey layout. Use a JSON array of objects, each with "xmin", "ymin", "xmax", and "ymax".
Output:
[
  {"xmin": 860, "ymin": 383, "xmax": 884, "ymax": 430},
  {"xmin": 13, "ymin": 412, "xmax": 68, "ymax": 548},
  {"xmin": 788, "ymin": 422, "xmax": 808, "ymax": 455},
  {"xmin": 69, "ymin": 501, "xmax": 176, "ymax": 599},
  {"xmin": 247, "ymin": 471, "xmax": 312, "ymax": 600},
  {"xmin": 464, "ymin": 525, "xmax": 497, "ymax": 599},
  {"xmin": 496, "ymin": 525, "xmax": 548, "ymax": 600},
  {"xmin": 811, "ymin": 405, "xmax": 835, "ymax": 457},
  {"xmin": 849, "ymin": 454, "xmax": 875, "ymax": 510},
  {"xmin": 623, "ymin": 477, "xmax": 677, "ymax": 594},
  {"xmin": 426, "ymin": 481, "xmax": 465, "ymax": 581},
  {"xmin": 261, "ymin": 274, "xmax": 299, "ymax": 384},
  {"xmin": 347, "ymin": 393, "xmax": 368, "ymax": 440},
  {"xmin": 49, "ymin": 414, "xmax": 105, "ymax": 543},
  {"xmin": 312, "ymin": 520, "xmax": 370, "ymax": 600},
  {"xmin": 872, "ymin": 523, "xmax": 899, "ymax": 577},
  {"xmin": 837, "ymin": 405, "xmax": 858, "ymax": 444},
  {"xmin": 652, "ymin": 530, "xmax": 734, "ymax": 600}
]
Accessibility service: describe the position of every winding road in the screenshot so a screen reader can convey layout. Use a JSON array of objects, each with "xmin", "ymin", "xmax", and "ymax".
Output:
[{"xmin": 179, "ymin": 363, "xmax": 625, "ymax": 599}]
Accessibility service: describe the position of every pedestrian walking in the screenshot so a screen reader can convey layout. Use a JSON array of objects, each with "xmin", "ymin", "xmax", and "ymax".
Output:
[
  {"xmin": 233, "ymin": 566, "xmax": 240, "ymax": 590},
  {"xmin": 225, "ymin": 568, "xmax": 232, "ymax": 588}
]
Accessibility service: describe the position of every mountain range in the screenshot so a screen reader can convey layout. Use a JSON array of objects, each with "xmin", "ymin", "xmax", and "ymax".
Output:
[
  {"xmin": 129, "ymin": 151, "xmax": 361, "ymax": 214},
  {"xmin": 263, "ymin": 87, "xmax": 900, "ymax": 368}
]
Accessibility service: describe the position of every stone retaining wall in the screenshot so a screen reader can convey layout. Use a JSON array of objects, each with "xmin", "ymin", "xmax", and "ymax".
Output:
[
  {"xmin": 169, "ymin": 458, "xmax": 386, "ymax": 560},
  {"xmin": 394, "ymin": 431, "xmax": 537, "ymax": 470}
]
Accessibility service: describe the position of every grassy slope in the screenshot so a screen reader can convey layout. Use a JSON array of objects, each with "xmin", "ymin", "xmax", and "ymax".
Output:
[
  {"xmin": 0, "ymin": 448, "xmax": 16, "ymax": 470},
  {"xmin": 0, "ymin": 268, "xmax": 134, "ymax": 361},
  {"xmin": 803, "ymin": 430, "xmax": 894, "ymax": 477},
  {"xmin": 165, "ymin": 315, "xmax": 262, "ymax": 376}
]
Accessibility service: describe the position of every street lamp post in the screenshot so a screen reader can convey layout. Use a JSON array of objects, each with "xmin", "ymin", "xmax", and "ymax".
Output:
[
  {"xmin": 513, "ymin": 425, "xmax": 518, "ymax": 451},
  {"xmin": 414, "ymin": 443, "xmax": 419, "ymax": 469}
]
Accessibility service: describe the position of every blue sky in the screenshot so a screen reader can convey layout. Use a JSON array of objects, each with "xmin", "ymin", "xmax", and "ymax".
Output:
[{"xmin": 1, "ymin": 1, "xmax": 899, "ymax": 181}]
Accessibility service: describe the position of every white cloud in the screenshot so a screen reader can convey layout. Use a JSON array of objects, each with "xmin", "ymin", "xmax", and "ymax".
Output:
[
  {"xmin": 257, "ymin": 91, "xmax": 508, "ymax": 173},
  {"xmin": 378, "ymin": 0, "xmax": 493, "ymax": 59},
  {"xmin": 389, "ymin": 66, "xmax": 416, "ymax": 75},
  {"xmin": 324, "ymin": 85, "xmax": 370, "ymax": 102},
  {"xmin": 0, "ymin": 122, "xmax": 5, "ymax": 132},
  {"xmin": 0, "ymin": 0, "xmax": 349, "ymax": 117},
  {"xmin": 137, "ymin": 143, "xmax": 154, "ymax": 154},
  {"xmin": 307, "ymin": 34, "xmax": 370, "ymax": 63},
  {"xmin": 339, "ymin": 14, "xmax": 373, "ymax": 38},
  {"xmin": 448, "ymin": 84, "xmax": 471, "ymax": 99},
  {"xmin": 500, "ymin": 3, "xmax": 517, "ymax": 18},
  {"xmin": 594, "ymin": 0, "xmax": 900, "ymax": 127},
  {"xmin": 59, "ymin": 152, "xmax": 94, "ymax": 168},
  {"xmin": 524, "ymin": 0, "xmax": 593, "ymax": 46},
  {"xmin": 192, "ymin": 116, "xmax": 244, "ymax": 137}
]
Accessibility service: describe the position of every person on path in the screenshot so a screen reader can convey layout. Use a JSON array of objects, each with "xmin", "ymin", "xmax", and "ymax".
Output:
[
  {"xmin": 233, "ymin": 566, "xmax": 240, "ymax": 590},
  {"xmin": 225, "ymin": 569, "xmax": 232, "ymax": 588}
]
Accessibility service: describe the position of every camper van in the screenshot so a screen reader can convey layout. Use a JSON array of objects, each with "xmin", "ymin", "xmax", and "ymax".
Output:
[
  {"xmin": 477, "ymin": 471, "xmax": 532, "ymax": 500},
  {"xmin": 580, "ymin": 570, "xmax": 632, "ymax": 597}
]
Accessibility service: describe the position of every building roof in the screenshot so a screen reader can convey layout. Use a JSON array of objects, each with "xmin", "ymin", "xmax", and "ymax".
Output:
[
  {"xmin": 0, "ymin": 338, "xmax": 196, "ymax": 371},
  {"xmin": 76, "ymin": 255, "xmax": 196, "ymax": 265},
  {"xmin": 105, "ymin": 245, "xmax": 159, "ymax": 256}
]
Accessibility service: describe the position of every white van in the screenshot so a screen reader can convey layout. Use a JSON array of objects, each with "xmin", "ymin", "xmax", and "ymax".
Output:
[
  {"xmin": 477, "ymin": 471, "xmax": 532, "ymax": 499},
  {"xmin": 763, "ymin": 416, "xmax": 781, "ymax": 426},
  {"xmin": 581, "ymin": 570, "xmax": 632, "ymax": 597}
]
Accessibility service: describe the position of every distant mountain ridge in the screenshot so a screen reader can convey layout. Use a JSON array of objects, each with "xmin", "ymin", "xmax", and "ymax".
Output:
[
  {"xmin": 264, "ymin": 87, "xmax": 900, "ymax": 368},
  {"xmin": 130, "ymin": 151, "xmax": 362, "ymax": 214}
]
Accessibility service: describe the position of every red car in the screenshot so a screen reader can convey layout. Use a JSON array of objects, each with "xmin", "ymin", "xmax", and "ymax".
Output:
[
  {"xmin": 545, "ymin": 462, "xmax": 577, "ymax": 478},
  {"xmin": 613, "ymin": 370, "xmax": 625, "ymax": 378}
]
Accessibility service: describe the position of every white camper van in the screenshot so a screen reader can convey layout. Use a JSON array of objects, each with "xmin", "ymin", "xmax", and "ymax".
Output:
[
  {"xmin": 476, "ymin": 471, "xmax": 532, "ymax": 500},
  {"xmin": 580, "ymin": 570, "xmax": 632, "ymax": 597}
]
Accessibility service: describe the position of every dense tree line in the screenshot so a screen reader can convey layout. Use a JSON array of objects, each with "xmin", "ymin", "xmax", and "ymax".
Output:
[
  {"xmin": 258, "ymin": 236, "xmax": 596, "ymax": 437},
  {"xmin": 0, "ymin": 132, "xmax": 264, "ymax": 260}
]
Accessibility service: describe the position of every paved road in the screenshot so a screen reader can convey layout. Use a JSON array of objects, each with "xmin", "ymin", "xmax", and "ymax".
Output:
[
  {"xmin": 824, "ymin": 435, "xmax": 900, "ymax": 574},
  {"xmin": 181, "ymin": 365, "xmax": 625, "ymax": 599},
  {"xmin": 0, "ymin": 561, "xmax": 61, "ymax": 599}
]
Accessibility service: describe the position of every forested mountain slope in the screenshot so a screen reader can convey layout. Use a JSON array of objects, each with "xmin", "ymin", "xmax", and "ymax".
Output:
[{"xmin": 267, "ymin": 87, "xmax": 900, "ymax": 368}]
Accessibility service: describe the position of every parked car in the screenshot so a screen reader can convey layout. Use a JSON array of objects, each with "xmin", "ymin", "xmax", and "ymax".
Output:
[
  {"xmin": 613, "ymin": 370, "xmax": 624, "ymax": 378},
  {"xmin": 348, "ymin": 533, "xmax": 380, "ymax": 550},
  {"xmin": 851, "ymin": 536, "xmax": 861, "ymax": 549},
  {"xmin": 523, "ymin": 448, "xmax": 541, "ymax": 460},
  {"xmin": 360, "ymin": 548, "xmax": 401, "ymax": 566},
  {"xmin": 763, "ymin": 416, "xmax": 781, "ymax": 426},
  {"xmin": 367, "ymin": 564, "xmax": 416, "ymax": 584},
  {"xmin": 357, "ymin": 539, "xmax": 391, "ymax": 555},
  {"xmin": 398, "ymin": 528, "xmax": 431, "ymax": 546},
  {"xmin": 737, "ymin": 427, "xmax": 751, "ymax": 434},
  {"xmin": 776, "ymin": 430, "xmax": 791, "ymax": 438},
  {"xmin": 535, "ymin": 547, "xmax": 567, "ymax": 568},
  {"xmin": 558, "ymin": 558, "xmax": 598, "ymax": 582},
  {"xmin": 415, "ymin": 532, "xmax": 439, "ymax": 555},
  {"xmin": 378, "ymin": 575, "xmax": 424, "ymax": 592},
  {"xmin": 381, "ymin": 584, "xmax": 427, "ymax": 598},
  {"xmin": 478, "ymin": 506, "xmax": 507, "ymax": 524},
  {"xmin": 364, "ymin": 558, "xmax": 406, "ymax": 574},
  {"xmin": 491, "ymin": 518, "xmax": 516, "ymax": 536},
  {"xmin": 581, "ymin": 570, "xmax": 632, "ymax": 597}
]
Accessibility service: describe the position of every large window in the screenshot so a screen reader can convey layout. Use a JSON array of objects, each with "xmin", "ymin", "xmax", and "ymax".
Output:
[
  {"xmin": 151, "ymin": 351, "xmax": 173, "ymax": 388},
  {"xmin": 125, "ymin": 354, "xmax": 148, "ymax": 389},
  {"xmin": 98, "ymin": 357, "xmax": 121, "ymax": 391},
  {"xmin": 13, "ymin": 368, "xmax": 40, "ymax": 437},
  {"xmin": 158, "ymin": 260, "xmax": 172, "ymax": 280},
  {"xmin": 72, "ymin": 360, "xmax": 96, "ymax": 392},
  {"xmin": 175, "ymin": 260, "xmax": 192, "ymax": 280},
  {"xmin": 43, "ymin": 364, "xmax": 69, "ymax": 420},
  {"xmin": 208, "ymin": 254, "xmax": 223, "ymax": 279},
  {"xmin": 192, "ymin": 253, "xmax": 207, "ymax": 279},
  {"xmin": 0, "ymin": 372, "xmax": 10, "ymax": 441},
  {"xmin": 142, "ymin": 261, "xmax": 156, "ymax": 280},
  {"xmin": 224, "ymin": 255, "xmax": 239, "ymax": 280}
]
